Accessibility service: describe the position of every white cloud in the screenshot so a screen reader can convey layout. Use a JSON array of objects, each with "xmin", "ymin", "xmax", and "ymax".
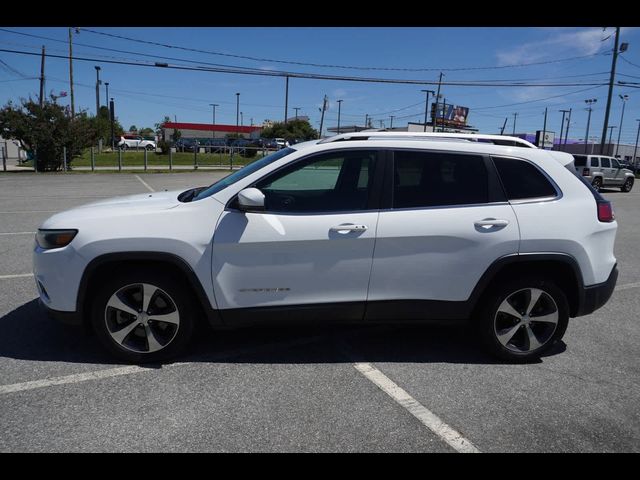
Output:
[{"xmin": 496, "ymin": 27, "xmax": 610, "ymax": 66}]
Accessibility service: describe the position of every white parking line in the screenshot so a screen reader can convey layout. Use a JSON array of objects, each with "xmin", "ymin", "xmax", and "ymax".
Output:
[
  {"xmin": 134, "ymin": 175, "xmax": 155, "ymax": 192},
  {"xmin": 0, "ymin": 334, "xmax": 327, "ymax": 396},
  {"xmin": 0, "ymin": 232, "xmax": 36, "ymax": 236},
  {"xmin": 616, "ymin": 281, "xmax": 640, "ymax": 291},
  {"xmin": 0, "ymin": 274, "xmax": 32, "ymax": 280},
  {"xmin": 353, "ymin": 362, "xmax": 480, "ymax": 453}
]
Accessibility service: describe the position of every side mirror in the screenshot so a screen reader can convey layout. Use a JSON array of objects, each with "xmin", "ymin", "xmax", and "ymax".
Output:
[{"xmin": 237, "ymin": 188, "xmax": 265, "ymax": 212}]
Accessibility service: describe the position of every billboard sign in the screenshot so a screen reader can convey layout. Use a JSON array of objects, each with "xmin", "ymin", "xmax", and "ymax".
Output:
[
  {"xmin": 431, "ymin": 103, "xmax": 469, "ymax": 127},
  {"xmin": 535, "ymin": 130, "xmax": 555, "ymax": 149}
]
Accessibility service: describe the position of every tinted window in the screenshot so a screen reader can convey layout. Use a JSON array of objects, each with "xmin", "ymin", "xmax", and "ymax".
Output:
[
  {"xmin": 591, "ymin": 158, "xmax": 599, "ymax": 167},
  {"xmin": 255, "ymin": 150, "xmax": 376, "ymax": 212},
  {"xmin": 392, "ymin": 151, "xmax": 488, "ymax": 208},
  {"xmin": 493, "ymin": 157, "xmax": 557, "ymax": 200},
  {"xmin": 601, "ymin": 157, "xmax": 611, "ymax": 168},
  {"xmin": 612, "ymin": 159, "xmax": 620, "ymax": 168},
  {"xmin": 573, "ymin": 155, "xmax": 586, "ymax": 167}
]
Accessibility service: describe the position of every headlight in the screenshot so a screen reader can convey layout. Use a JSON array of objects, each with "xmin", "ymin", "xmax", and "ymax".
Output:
[{"xmin": 35, "ymin": 229, "xmax": 78, "ymax": 249}]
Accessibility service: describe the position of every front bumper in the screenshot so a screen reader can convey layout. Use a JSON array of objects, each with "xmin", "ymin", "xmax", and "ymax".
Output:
[
  {"xmin": 576, "ymin": 264, "xmax": 618, "ymax": 317},
  {"xmin": 38, "ymin": 299, "xmax": 83, "ymax": 326}
]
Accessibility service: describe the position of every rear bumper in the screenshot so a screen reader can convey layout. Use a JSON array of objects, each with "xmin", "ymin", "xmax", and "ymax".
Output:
[
  {"xmin": 576, "ymin": 264, "xmax": 618, "ymax": 317},
  {"xmin": 39, "ymin": 299, "xmax": 83, "ymax": 326}
]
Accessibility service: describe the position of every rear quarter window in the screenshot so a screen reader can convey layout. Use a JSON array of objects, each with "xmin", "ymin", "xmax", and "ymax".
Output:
[
  {"xmin": 492, "ymin": 157, "xmax": 558, "ymax": 200},
  {"xmin": 573, "ymin": 156, "xmax": 586, "ymax": 167}
]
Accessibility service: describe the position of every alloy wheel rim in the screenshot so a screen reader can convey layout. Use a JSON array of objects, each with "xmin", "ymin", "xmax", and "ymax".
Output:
[
  {"xmin": 104, "ymin": 283, "xmax": 180, "ymax": 354},
  {"xmin": 493, "ymin": 287, "xmax": 559, "ymax": 354}
]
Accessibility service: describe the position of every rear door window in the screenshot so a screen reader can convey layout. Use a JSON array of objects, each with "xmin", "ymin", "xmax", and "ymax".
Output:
[{"xmin": 601, "ymin": 157, "xmax": 611, "ymax": 168}]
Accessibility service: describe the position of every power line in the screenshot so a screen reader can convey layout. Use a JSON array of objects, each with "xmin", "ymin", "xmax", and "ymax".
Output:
[
  {"xmin": 77, "ymin": 27, "xmax": 608, "ymax": 73},
  {"xmin": 0, "ymin": 47, "xmax": 612, "ymax": 88}
]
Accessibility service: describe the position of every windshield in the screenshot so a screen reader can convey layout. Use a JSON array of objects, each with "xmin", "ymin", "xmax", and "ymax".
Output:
[{"xmin": 192, "ymin": 147, "xmax": 295, "ymax": 201}]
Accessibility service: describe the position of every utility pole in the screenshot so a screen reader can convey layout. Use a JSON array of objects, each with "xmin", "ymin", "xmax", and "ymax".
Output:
[
  {"xmin": 512, "ymin": 112, "xmax": 518, "ymax": 135},
  {"xmin": 434, "ymin": 72, "xmax": 444, "ymax": 132},
  {"xmin": 608, "ymin": 126, "xmax": 617, "ymax": 153},
  {"xmin": 364, "ymin": 114, "xmax": 369, "ymax": 130},
  {"xmin": 421, "ymin": 89, "xmax": 435, "ymax": 132},
  {"xmin": 500, "ymin": 117, "xmax": 508, "ymax": 135},
  {"xmin": 336, "ymin": 99, "xmax": 343, "ymax": 134},
  {"xmin": 318, "ymin": 95, "xmax": 328, "ymax": 139},
  {"xmin": 241, "ymin": 112, "xmax": 244, "ymax": 126},
  {"xmin": 379, "ymin": 120, "xmax": 384, "ymax": 129},
  {"xmin": 541, "ymin": 107, "xmax": 548, "ymax": 149},
  {"xmin": 616, "ymin": 94, "xmax": 629, "ymax": 156},
  {"xmin": 284, "ymin": 75, "xmax": 289, "ymax": 123},
  {"xmin": 68, "ymin": 27, "xmax": 76, "ymax": 117},
  {"xmin": 39, "ymin": 45, "xmax": 45, "ymax": 107},
  {"xmin": 564, "ymin": 108, "xmax": 572, "ymax": 146},
  {"xmin": 390, "ymin": 115, "xmax": 395, "ymax": 129},
  {"xmin": 104, "ymin": 82, "xmax": 109, "ymax": 111},
  {"xmin": 585, "ymin": 99, "xmax": 597, "ymax": 153},
  {"xmin": 293, "ymin": 107, "xmax": 300, "ymax": 120},
  {"xmin": 633, "ymin": 119, "xmax": 640, "ymax": 170},
  {"xmin": 94, "ymin": 66, "xmax": 101, "ymax": 116},
  {"xmin": 559, "ymin": 109, "xmax": 570, "ymax": 150},
  {"xmin": 600, "ymin": 27, "xmax": 621, "ymax": 155}
]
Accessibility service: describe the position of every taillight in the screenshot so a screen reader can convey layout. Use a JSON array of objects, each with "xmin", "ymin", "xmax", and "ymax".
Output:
[
  {"xmin": 582, "ymin": 168, "xmax": 590, "ymax": 176},
  {"xmin": 597, "ymin": 201, "xmax": 615, "ymax": 222}
]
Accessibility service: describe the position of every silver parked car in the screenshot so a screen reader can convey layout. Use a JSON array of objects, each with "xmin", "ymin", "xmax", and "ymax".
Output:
[{"xmin": 573, "ymin": 155, "xmax": 635, "ymax": 192}]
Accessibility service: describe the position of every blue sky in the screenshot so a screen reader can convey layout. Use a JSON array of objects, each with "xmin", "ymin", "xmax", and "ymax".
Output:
[{"xmin": 1, "ymin": 27, "xmax": 640, "ymax": 144}]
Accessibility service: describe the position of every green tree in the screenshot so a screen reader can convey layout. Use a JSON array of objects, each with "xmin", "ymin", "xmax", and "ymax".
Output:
[
  {"xmin": 139, "ymin": 127, "xmax": 154, "ymax": 137},
  {"xmin": 93, "ymin": 105, "xmax": 124, "ymax": 148},
  {"xmin": 0, "ymin": 95, "xmax": 98, "ymax": 171},
  {"xmin": 260, "ymin": 119, "xmax": 318, "ymax": 142},
  {"xmin": 129, "ymin": 125, "xmax": 137, "ymax": 133}
]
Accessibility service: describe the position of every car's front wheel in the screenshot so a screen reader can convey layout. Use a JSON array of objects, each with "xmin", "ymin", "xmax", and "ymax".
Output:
[
  {"xmin": 621, "ymin": 177, "xmax": 634, "ymax": 192},
  {"xmin": 476, "ymin": 277, "xmax": 569, "ymax": 362},
  {"xmin": 91, "ymin": 269, "xmax": 196, "ymax": 363}
]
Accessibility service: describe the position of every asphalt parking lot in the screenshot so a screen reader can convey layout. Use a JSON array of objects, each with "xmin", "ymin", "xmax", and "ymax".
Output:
[{"xmin": 0, "ymin": 171, "xmax": 638, "ymax": 452}]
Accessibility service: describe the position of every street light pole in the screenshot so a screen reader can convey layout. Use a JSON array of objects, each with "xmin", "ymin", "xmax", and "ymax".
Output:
[
  {"xmin": 293, "ymin": 107, "xmax": 300, "ymax": 120},
  {"xmin": 104, "ymin": 82, "xmax": 109, "ymax": 112},
  {"xmin": 584, "ymin": 99, "xmax": 597, "ymax": 153},
  {"xmin": 421, "ymin": 89, "xmax": 435, "ymax": 132},
  {"xmin": 235, "ymin": 93, "xmax": 240, "ymax": 130},
  {"xmin": 512, "ymin": 112, "xmax": 518, "ymax": 135},
  {"xmin": 209, "ymin": 103, "xmax": 218, "ymax": 139},
  {"xmin": 559, "ymin": 109, "xmax": 570, "ymax": 150},
  {"xmin": 616, "ymin": 94, "xmax": 629, "ymax": 156},
  {"xmin": 94, "ymin": 66, "xmax": 101, "ymax": 116},
  {"xmin": 434, "ymin": 72, "xmax": 444, "ymax": 132},
  {"xmin": 564, "ymin": 108, "xmax": 572, "ymax": 146},
  {"xmin": 390, "ymin": 115, "xmax": 395, "ymax": 129},
  {"xmin": 336, "ymin": 99, "xmax": 343, "ymax": 134}
]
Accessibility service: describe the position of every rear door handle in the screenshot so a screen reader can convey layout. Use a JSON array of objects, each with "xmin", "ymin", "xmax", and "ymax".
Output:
[
  {"xmin": 330, "ymin": 224, "xmax": 368, "ymax": 232},
  {"xmin": 474, "ymin": 218, "xmax": 510, "ymax": 228}
]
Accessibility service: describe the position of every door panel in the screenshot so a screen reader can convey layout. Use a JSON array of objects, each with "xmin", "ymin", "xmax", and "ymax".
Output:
[
  {"xmin": 368, "ymin": 204, "xmax": 519, "ymax": 303},
  {"xmin": 212, "ymin": 211, "xmax": 378, "ymax": 310}
]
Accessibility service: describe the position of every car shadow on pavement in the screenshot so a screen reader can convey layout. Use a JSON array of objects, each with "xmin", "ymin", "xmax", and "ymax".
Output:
[{"xmin": 0, "ymin": 299, "xmax": 566, "ymax": 367}]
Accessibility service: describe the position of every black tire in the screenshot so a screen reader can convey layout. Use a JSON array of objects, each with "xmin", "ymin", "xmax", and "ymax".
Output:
[
  {"xmin": 476, "ymin": 276, "xmax": 569, "ymax": 363},
  {"xmin": 592, "ymin": 177, "xmax": 603, "ymax": 192},
  {"xmin": 120, "ymin": 143, "xmax": 128, "ymax": 150},
  {"xmin": 621, "ymin": 177, "xmax": 634, "ymax": 192},
  {"xmin": 90, "ymin": 268, "xmax": 196, "ymax": 363},
  {"xmin": 145, "ymin": 144, "xmax": 155, "ymax": 151}
]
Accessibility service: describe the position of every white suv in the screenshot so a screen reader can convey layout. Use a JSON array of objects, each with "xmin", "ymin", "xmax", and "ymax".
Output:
[
  {"xmin": 33, "ymin": 132, "xmax": 618, "ymax": 363},
  {"xmin": 118, "ymin": 135, "xmax": 157, "ymax": 151}
]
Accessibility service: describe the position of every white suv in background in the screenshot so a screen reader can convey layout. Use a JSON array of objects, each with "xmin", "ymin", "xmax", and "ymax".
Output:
[
  {"xmin": 33, "ymin": 132, "xmax": 618, "ymax": 363},
  {"xmin": 117, "ymin": 135, "xmax": 157, "ymax": 151}
]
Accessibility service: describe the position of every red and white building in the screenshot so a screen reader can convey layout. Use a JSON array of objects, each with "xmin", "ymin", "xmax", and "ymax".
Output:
[{"xmin": 161, "ymin": 122, "xmax": 262, "ymax": 141}]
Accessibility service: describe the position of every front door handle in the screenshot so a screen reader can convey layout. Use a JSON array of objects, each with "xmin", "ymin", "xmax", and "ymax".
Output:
[
  {"xmin": 474, "ymin": 218, "xmax": 510, "ymax": 228},
  {"xmin": 330, "ymin": 224, "xmax": 368, "ymax": 232}
]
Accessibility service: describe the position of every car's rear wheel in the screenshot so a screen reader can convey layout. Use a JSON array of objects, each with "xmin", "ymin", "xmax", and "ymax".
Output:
[
  {"xmin": 621, "ymin": 177, "xmax": 634, "ymax": 192},
  {"xmin": 592, "ymin": 177, "xmax": 603, "ymax": 191},
  {"xmin": 476, "ymin": 277, "xmax": 569, "ymax": 362},
  {"xmin": 145, "ymin": 144, "xmax": 155, "ymax": 151},
  {"xmin": 91, "ymin": 269, "xmax": 196, "ymax": 363},
  {"xmin": 120, "ymin": 143, "xmax": 128, "ymax": 150}
]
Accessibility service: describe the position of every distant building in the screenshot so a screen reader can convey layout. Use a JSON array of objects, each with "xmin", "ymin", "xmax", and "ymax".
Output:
[{"xmin": 161, "ymin": 122, "xmax": 262, "ymax": 141}]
